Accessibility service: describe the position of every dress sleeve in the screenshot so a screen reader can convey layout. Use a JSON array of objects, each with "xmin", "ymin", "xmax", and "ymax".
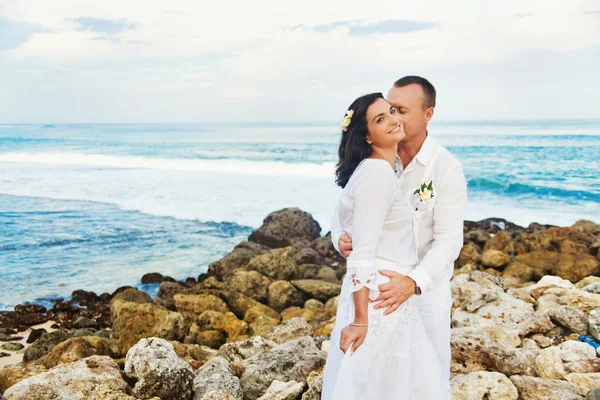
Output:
[
  {"xmin": 330, "ymin": 204, "xmax": 343, "ymax": 254},
  {"xmin": 345, "ymin": 162, "xmax": 397, "ymax": 298}
]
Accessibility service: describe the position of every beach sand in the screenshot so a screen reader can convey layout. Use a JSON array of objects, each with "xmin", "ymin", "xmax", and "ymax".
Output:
[{"xmin": 0, "ymin": 321, "xmax": 56, "ymax": 369}]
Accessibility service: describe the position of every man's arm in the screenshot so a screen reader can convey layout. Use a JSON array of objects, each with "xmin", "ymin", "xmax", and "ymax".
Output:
[{"xmin": 406, "ymin": 162, "xmax": 467, "ymax": 293}]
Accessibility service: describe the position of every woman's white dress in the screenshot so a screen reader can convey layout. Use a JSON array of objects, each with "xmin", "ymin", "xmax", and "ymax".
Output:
[{"xmin": 321, "ymin": 159, "xmax": 444, "ymax": 400}]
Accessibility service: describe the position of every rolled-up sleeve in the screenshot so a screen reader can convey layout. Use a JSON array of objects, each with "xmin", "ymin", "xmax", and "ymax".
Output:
[
  {"xmin": 406, "ymin": 162, "xmax": 467, "ymax": 293},
  {"xmin": 345, "ymin": 164, "xmax": 397, "ymax": 299}
]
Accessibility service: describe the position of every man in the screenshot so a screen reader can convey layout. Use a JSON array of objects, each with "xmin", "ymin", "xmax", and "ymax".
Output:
[{"xmin": 331, "ymin": 75, "xmax": 467, "ymax": 397}]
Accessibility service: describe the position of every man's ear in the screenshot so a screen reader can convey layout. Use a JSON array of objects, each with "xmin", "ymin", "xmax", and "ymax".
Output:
[{"xmin": 424, "ymin": 107, "xmax": 434, "ymax": 123}]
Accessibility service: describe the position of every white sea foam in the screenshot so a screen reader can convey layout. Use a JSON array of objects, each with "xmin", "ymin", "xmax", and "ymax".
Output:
[{"xmin": 0, "ymin": 152, "xmax": 335, "ymax": 178}]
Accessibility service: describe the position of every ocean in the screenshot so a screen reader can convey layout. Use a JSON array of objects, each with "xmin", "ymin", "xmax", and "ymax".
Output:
[{"xmin": 1, "ymin": 120, "xmax": 599, "ymax": 310}]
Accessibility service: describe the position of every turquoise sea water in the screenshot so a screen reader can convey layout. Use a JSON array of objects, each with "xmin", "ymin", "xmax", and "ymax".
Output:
[{"xmin": 1, "ymin": 120, "xmax": 599, "ymax": 309}]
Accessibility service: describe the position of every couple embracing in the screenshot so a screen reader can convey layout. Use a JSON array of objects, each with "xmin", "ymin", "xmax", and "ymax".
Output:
[{"xmin": 321, "ymin": 76, "xmax": 467, "ymax": 399}]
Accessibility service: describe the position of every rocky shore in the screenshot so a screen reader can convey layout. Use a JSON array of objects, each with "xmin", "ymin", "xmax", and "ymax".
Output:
[{"xmin": 1, "ymin": 208, "xmax": 600, "ymax": 399}]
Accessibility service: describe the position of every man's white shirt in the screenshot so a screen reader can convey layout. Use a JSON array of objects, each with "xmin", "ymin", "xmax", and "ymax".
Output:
[{"xmin": 331, "ymin": 135, "xmax": 467, "ymax": 293}]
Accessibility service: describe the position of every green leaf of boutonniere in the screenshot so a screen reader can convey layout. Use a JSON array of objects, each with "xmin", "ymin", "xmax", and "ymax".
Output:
[
  {"xmin": 414, "ymin": 188, "xmax": 420, "ymax": 195},
  {"xmin": 427, "ymin": 181, "xmax": 433, "ymax": 191}
]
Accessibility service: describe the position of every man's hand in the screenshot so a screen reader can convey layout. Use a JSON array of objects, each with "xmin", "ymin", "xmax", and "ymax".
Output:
[
  {"xmin": 372, "ymin": 270, "xmax": 416, "ymax": 315},
  {"xmin": 338, "ymin": 233, "xmax": 353, "ymax": 258}
]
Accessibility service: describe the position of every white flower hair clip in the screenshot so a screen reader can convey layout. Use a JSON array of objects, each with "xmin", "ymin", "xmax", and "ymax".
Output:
[{"xmin": 340, "ymin": 109, "xmax": 354, "ymax": 132}]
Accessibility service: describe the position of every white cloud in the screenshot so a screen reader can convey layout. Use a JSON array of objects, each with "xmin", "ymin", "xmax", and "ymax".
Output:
[{"xmin": 0, "ymin": 0, "xmax": 599, "ymax": 122}]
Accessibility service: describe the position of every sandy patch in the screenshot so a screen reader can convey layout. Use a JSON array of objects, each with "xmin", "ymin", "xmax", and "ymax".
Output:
[{"xmin": 0, "ymin": 320, "xmax": 56, "ymax": 369}]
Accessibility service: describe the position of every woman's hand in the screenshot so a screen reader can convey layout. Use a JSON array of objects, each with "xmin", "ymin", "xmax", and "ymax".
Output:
[{"xmin": 339, "ymin": 323, "xmax": 368, "ymax": 355}]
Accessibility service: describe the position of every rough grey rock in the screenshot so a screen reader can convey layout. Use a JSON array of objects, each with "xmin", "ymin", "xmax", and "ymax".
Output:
[
  {"xmin": 217, "ymin": 336, "xmax": 277, "ymax": 364},
  {"xmin": 450, "ymin": 371, "xmax": 518, "ymax": 400},
  {"xmin": 509, "ymin": 375, "xmax": 583, "ymax": 400},
  {"xmin": 124, "ymin": 337, "xmax": 194, "ymax": 400},
  {"xmin": 240, "ymin": 336, "xmax": 326, "ymax": 400},
  {"xmin": 265, "ymin": 317, "xmax": 314, "ymax": 344},
  {"xmin": 549, "ymin": 306, "xmax": 589, "ymax": 335},
  {"xmin": 193, "ymin": 357, "xmax": 243, "ymax": 400},
  {"xmin": 3, "ymin": 356, "xmax": 129, "ymax": 400}
]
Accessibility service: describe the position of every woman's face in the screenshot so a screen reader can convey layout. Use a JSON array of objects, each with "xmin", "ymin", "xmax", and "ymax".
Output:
[{"xmin": 365, "ymin": 98, "xmax": 405, "ymax": 147}]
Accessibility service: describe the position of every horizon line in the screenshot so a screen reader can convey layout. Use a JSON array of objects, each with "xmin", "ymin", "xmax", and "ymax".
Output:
[{"xmin": 1, "ymin": 117, "xmax": 600, "ymax": 126}]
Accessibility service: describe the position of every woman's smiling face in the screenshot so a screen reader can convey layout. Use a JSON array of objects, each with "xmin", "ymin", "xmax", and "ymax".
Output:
[{"xmin": 365, "ymin": 98, "xmax": 405, "ymax": 147}]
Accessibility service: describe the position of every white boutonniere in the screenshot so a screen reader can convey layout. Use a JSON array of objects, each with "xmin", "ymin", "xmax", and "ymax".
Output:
[{"xmin": 413, "ymin": 181, "xmax": 434, "ymax": 211}]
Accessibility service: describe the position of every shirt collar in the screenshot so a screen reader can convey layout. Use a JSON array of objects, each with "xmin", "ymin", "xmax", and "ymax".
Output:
[{"xmin": 415, "ymin": 132, "xmax": 433, "ymax": 166}]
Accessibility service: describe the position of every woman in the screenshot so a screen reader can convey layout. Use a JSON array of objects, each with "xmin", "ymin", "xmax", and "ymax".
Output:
[{"xmin": 321, "ymin": 93, "xmax": 443, "ymax": 399}]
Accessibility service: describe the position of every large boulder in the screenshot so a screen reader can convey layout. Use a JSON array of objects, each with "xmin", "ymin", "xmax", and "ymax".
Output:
[
  {"xmin": 193, "ymin": 357, "xmax": 243, "ymax": 400},
  {"xmin": 154, "ymin": 281, "xmax": 188, "ymax": 310},
  {"xmin": 268, "ymin": 281, "xmax": 305, "ymax": 312},
  {"xmin": 535, "ymin": 346, "xmax": 566, "ymax": 380},
  {"xmin": 481, "ymin": 249, "xmax": 511, "ymax": 268},
  {"xmin": 502, "ymin": 262, "xmax": 535, "ymax": 283},
  {"xmin": 110, "ymin": 288, "xmax": 152, "ymax": 305},
  {"xmin": 197, "ymin": 310, "xmax": 225, "ymax": 331},
  {"xmin": 484, "ymin": 231, "xmax": 515, "ymax": 254},
  {"xmin": 456, "ymin": 243, "xmax": 481, "ymax": 267},
  {"xmin": 246, "ymin": 247, "xmax": 298, "ymax": 281},
  {"xmin": 225, "ymin": 292, "xmax": 281, "ymax": 322},
  {"xmin": 244, "ymin": 307, "xmax": 280, "ymax": 337},
  {"xmin": 515, "ymin": 250, "xmax": 560, "ymax": 280},
  {"xmin": 311, "ymin": 235, "xmax": 344, "ymax": 264},
  {"xmin": 227, "ymin": 270, "xmax": 273, "ymax": 303},
  {"xmin": 110, "ymin": 299, "xmax": 187, "ymax": 355},
  {"xmin": 301, "ymin": 371, "xmax": 323, "ymax": 400},
  {"xmin": 450, "ymin": 371, "xmax": 518, "ymax": 400},
  {"xmin": 520, "ymin": 226, "xmax": 597, "ymax": 252},
  {"xmin": 290, "ymin": 280, "xmax": 341, "ymax": 303},
  {"xmin": 293, "ymin": 247, "xmax": 321, "ymax": 265},
  {"xmin": 124, "ymin": 337, "xmax": 194, "ymax": 400},
  {"xmin": 554, "ymin": 253, "xmax": 600, "ymax": 283},
  {"xmin": 0, "ymin": 363, "xmax": 47, "ymax": 392},
  {"xmin": 565, "ymin": 373, "xmax": 600, "ymax": 397},
  {"xmin": 265, "ymin": 317, "xmax": 314, "ymax": 344},
  {"xmin": 215, "ymin": 312, "xmax": 250, "ymax": 343},
  {"xmin": 173, "ymin": 293, "xmax": 229, "ymax": 323},
  {"xmin": 240, "ymin": 336, "xmax": 326, "ymax": 400},
  {"xmin": 208, "ymin": 241, "xmax": 269, "ymax": 280},
  {"xmin": 451, "ymin": 273, "xmax": 552, "ymax": 337},
  {"xmin": 572, "ymin": 220, "xmax": 600, "ymax": 235},
  {"xmin": 509, "ymin": 375, "xmax": 583, "ymax": 400},
  {"xmin": 450, "ymin": 328, "xmax": 536, "ymax": 376},
  {"xmin": 42, "ymin": 336, "xmax": 117, "ymax": 368},
  {"xmin": 248, "ymin": 208, "xmax": 321, "ymax": 248},
  {"xmin": 217, "ymin": 336, "xmax": 277, "ymax": 364},
  {"xmin": 559, "ymin": 341, "xmax": 596, "ymax": 363},
  {"xmin": 257, "ymin": 380, "xmax": 305, "ymax": 400},
  {"xmin": 3, "ymin": 356, "xmax": 130, "ymax": 400},
  {"xmin": 548, "ymin": 306, "xmax": 588, "ymax": 335},
  {"xmin": 196, "ymin": 330, "xmax": 227, "ymax": 348},
  {"xmin": 567, "ymin": 291, "xmax": 600, "ymax": 314}
]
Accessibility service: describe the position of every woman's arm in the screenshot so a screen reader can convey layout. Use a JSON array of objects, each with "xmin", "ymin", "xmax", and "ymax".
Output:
[{"xmin": 338, "ymin": 163, "xmax": 397, "ymax": 354}]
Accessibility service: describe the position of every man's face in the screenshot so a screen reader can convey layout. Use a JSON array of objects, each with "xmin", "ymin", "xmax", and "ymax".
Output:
[{"xmin": 386, "ymin": 84, "xmax": 431, "ymax": 139}]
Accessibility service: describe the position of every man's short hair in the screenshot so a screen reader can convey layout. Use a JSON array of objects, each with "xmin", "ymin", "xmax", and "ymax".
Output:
[{"xmin": 393, "ymin": 76, "xmax": 436, "ymax": 110}]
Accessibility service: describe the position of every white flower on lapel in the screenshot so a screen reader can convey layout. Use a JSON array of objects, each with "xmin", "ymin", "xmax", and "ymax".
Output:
[{"xmin": 414, "ymin": 181, "xmax": 434, "ymax": 210}]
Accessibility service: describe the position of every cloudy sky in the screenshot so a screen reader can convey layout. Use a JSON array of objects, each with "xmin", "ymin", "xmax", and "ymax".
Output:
[{"xmin": 0, "ymin": 0, "xmax": 599, "ymax": 123}]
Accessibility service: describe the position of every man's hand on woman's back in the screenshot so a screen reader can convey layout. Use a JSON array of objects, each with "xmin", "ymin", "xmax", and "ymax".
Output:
[{"xmin": 338, "ymin": 233, "xmax": 353, "ymax": 258}]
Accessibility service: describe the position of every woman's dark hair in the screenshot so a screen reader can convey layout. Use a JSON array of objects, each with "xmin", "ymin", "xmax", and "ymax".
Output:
[{"xmin": 335, "ymin": 92, "xmax": 384, "ymax": 188}]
